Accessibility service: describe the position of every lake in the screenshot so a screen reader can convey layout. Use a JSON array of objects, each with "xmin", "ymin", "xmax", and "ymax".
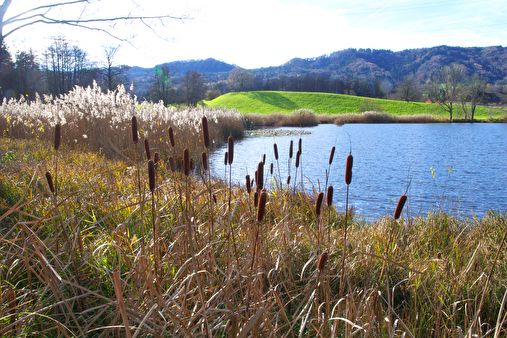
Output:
[{"xmin": 209, "ymin": 123, "xmax": 507, "ymax": 220}]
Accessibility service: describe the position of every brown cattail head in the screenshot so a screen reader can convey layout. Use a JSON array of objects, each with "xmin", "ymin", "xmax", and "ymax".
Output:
[
  {"xmin": 45, "ymin": 171, "xmax": 55, "ymax": 193},
  {"xmin": 228, "ymin": 136, "xmax": 234, "ymax": 165},
  {"xmin": 213, "ymin": 194, "xmax": 217, "ymax": 203},
  {"xmin": 254, "ymin": 191, "xmax": 259, "ymax": 208},
  {"xmin": 345, "ymin": 154, "xmax": 353, "ymax": 185},
  {"xmin": 144, "ymin": 139, "xmax": 151, "ymax": 160},
  {"xmin": 201, "ymin": 151, "xmax": 208, "ymax": 171},
  {"xmin": 262, "ymin": 153, "xmax": 266, "ymax": 165},
  {"xmin": 318, "ymin": 252, "xmax": 329, "ymax": 271},
  {"xmin": 287, "ymin": 175, "xmax": 291, "ymax": 185},
  {"xmin": 329, "ymin": 146, "xmax": 335, "ymax": 165},
  {"xmin": 298, "ymin": 138, "xmax": 302, "ymax": 154},
  {"xmin": 256, "ymin": 162, "xmax": 264, "ymax": 190},
  {"xmin": 246, "ymin": 175, "xmax": 251, "ymax": 194},
  {"xmin": 270, "ymin": 163, "xmax": 273, "ymax": 175},
  {"xmin": 273, "ymin": 143, "xmax": 279, "ymax": 160},
  {"xmin": 169, "ymin": 156, "xmax": 176, "ymax": 172},
  {"xmin": 154, "ymin": 152, "xmax": 160, "ymax": 166},
  {"xmin": 148, "ymin": 159, "xmax": 156, "ymax": 192},
  {"xmin": 183, "ymin": 148, "xmax": 190, "ymax": 176},
  {"xmin": 326, "ymin": 185, "xmax": 333, "ymax": 206},
  {"xmin": 168, "ymin": 127, "xmax": 175, "ymax": 148},
  {"xmin": 131, "ymin": 116, "xmax": 138, "ymax": 144},
  {"xmin": 295, "ymin": 150, "xmax": 301, "ymax": 168},
  {"xmin": 316, "ymin": 192, "xmax": 324, "ymax": 216},
  {"xmin": 202, "ymin": 116, "xmax": 210, "ymax": 149},
  {"xmin": 289, "ymin": 140, "xmax": 293, "ymax": 158},
  {"xmin": 224, "ymin": 152, "xmax": 228, "ymax": 166},
  {"xmin": 257, "ymin": 190, "xmax": 268, "ymax": 222},
  {"xmin": 394, "ymin": 194, "xmax": 408, "ymax": 220},
  {"xmin": 54, "ymin": 124, "xmax": 61, "ymax": 151}
]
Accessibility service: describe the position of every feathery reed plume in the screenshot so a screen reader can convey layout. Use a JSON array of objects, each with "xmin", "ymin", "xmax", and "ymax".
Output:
[
  {"xmin": 202, "ymin": 116, "xmax": 210, "ymax": 148},
  {"xmin": 228, "ymin": 136, "xmax": 234, "ymax": 165},
  {"xmin": 270, "ymin": 163, "xmax": 273, "ymax": 175},
  {"xmin": 131, "ymin": 116, "xmax": 138, "ymax": 144},
  {"xmin": 256, "ymin": 162, "xmax": 264, "ymax": 190},
  {"xmin": 148, "ymin": 159, "xmax": 156, "ymax": 192},
  {"xmin": 254, "ymin": 191, "xmax": 259, "ymax": 208},
  {"xmin": 329, "ymin": 146, "xmax": 335, "ymax": 165},
  {"xmin": 45, "ymin": 171, "xmax": 55, "ymax": 194},
  {"xmin": 295, "ymin": 150, "xmax": 301, "ymax": 168},
  {"xmin": 345, "ymin": 154, "xmax": 353, "ymax": 185},
  {"xmin": 326, "ymin": 186, "xmax": 333, "ymax": 206},
  {"xmin": 54, "ymin": 123, "xmax": 61, "ymax": 151},
  {"xmin": 169, "ymin": 156, "xmax": 176, "ymax": 172},
  {"xmin": 394, "ymin": 194, "xmax": 407, "ymax": 220},
  {"xmin": 224, "ymin": 152, "xmax": 228, "ymax": 166},
  {"xmin": 144, "ymin": 139, "xmax": 151, "ymax": 160},
  {"xmin": 153, "ymin": 152, "xmax": 160, "ymax": 167},
  {"xmin": 201, "ymin": 152, "xmax": 208, "ymax": 171},
  {"xmin": 289, "ymin": 140, "xmax": 293, "ymax": 158},
  {"xmin": 316, "ymin": 192, "xmax": 324, "ymax": 216},
  {"xmin": 246, "ymin": 175, "xmax": 251, "ymax": 194},
  {"xmin": 183, "ymin": 148, "xmax": 190, "ymax": 176},
  {"xmin": 273, "ymin": 143, "xmax": 279, "ymax": 160},
  {"xmin": 318, "ymin": 252, "xmax": 329, "ymax": 271},
  {"xmin": 287, "ymin": 175, "xmax": 291, "ymax": 185},
  {"xmin": 168, "ymin": 127, "xmax": 175, "ymax": 148},
  {"xmin": 262, "ymin": 154, "xmax": 266, "ymax": 165},
  {"xmin": 257, "ymin": 190, "xmax": 267, "ymax": 222}
]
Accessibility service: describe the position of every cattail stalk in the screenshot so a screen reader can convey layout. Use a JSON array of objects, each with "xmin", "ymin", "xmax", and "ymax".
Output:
[
  {"xmin": 54, "ymin": 124, "xmax": 61, "ymax": 151},
  {"xmin": 318, "ymin": 252, "xmax": 328, "ymax": 271},
  {"xmin": 394, "ymin": 195, "xmax": 407, "ymax": 220},
  {"xmin": 45, "ymin": 171, "xmax": 55, "ymax": 194},
  {"xmin": 228, "ymin": 136, "xmax": 234, "ymax": 165},
  {"xmin": 183, "ymin": 148, "xmax": 190, "ymax": 176},
  {"xmin": 144, "ymin": 139, "xmax": 151, "ymax": 161},
  {"xmin": 256, "ymin": 162, "xmax": 264, "ymax": 190},
  {"xmin": 131, "ymin": 116, "xmax": 138, "ymax": 144},
  {"xmin": 169, "ymin": 156, "xmax": 176, "ymax": 172},
  {"xmin": 202, "ymin": 116, "xmax": 210, "ymax": 149},
  {"xmin": 316, "ymin": 192, "xmax": 324, "ymax": 216},
  {"xmin": 169, "ymin": 127, "xmax": 175, "ymax": 148},
  {"xmin": 201, "ymin": 152, "xmax": 208, "ymax": 171},
  {"xmin": 257, "ymin": 190, "xmax": 267, "ymax": 222},
  {"xmin": 326, "ymin": 186, "xmax": 333, "ymax": 206},
  {"xmin": 246, "ymin": 175, "xmax": 251, "ymax": 194},
  {"xmin": 148, "ymin": 160, "xmax": 156, "ymax": 192}
]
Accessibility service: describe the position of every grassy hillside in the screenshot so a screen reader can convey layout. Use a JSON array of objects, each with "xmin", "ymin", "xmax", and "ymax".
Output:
[{"xmin": 205, "ymin": 91, "xmax": 504, "ymax": 119}]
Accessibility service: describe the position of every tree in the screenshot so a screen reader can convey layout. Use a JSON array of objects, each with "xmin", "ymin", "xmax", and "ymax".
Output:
[
  {"xmin": 228, "ymin": 67, "xmax": 253, "ymax": 92},
  {"xmin": 396, "ymin": 75, "xmax": 421, "ymax": 102},
  {"xmin": 0, "ymin": 41, "xmax": 14, "ymax": 98},
  {"xmin": 149, "ymin": 63, "xmax": 175, "ymax": 105},
  {"xmin": 429, "ymin": 63, "xmax": 466, "ymax": 121},
  {"xmin": 101, "ymin": 45, "xmax": 126, "ymax": 91},
  {"xmin": 13, "ymin": 49, "xmax": 42, "ymax": 100},
  {"xmin": 182, "ymin": 70, "xmax": 205, "ymax": 106}
]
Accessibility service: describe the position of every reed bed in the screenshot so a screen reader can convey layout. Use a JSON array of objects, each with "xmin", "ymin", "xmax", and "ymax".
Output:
[{"xmin": 0, "ymin": 102, "xmax": 506, "ymax": 337}]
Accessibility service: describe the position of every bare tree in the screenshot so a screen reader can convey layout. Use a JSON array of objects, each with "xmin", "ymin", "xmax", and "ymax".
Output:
[
  {"xmin": 429, "ymin": 63, "xmax": 466, "ymax": 121},
  {"xmin": 396, "ymin": 74, "xmax": 421, "ymax": 102},
  {"xmin": 182, "ymin": 70, "xmax": 205, "ymax": 106},
  {"xmin": 0, "ymin": 0, "xmax": 187, "ymax": 53},
  {"xmin": 228, "ymin": 67, "xmax": 253, "ymax": 92},
  {"xmin": 149, "ymin": 63, "xmax": 175, "ymax": 105},
  {"xmin": 102, "ymin": 45, "xmax": 125, "ymax": 91}
]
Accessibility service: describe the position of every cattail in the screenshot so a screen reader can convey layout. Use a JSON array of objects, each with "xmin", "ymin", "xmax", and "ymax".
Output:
[
  {"xmin": 144, "ymin": 139, "xmax": 151, "ymax": 160},
  {"xmin": 201, "ymin": 152, "xmax": 208, "ymax": 171},
  {"xmin": 183, "ymin": 148, "xmax": 190, "ymax": 176},
  {"xmin": 168, "ymin": 127, "xmax": 175, "ymax": 148},
  {"xmin": 131, "ymin": 116, "xmax": 138, "ymax": 144},
  {"xmin": 270, "ymin": 163, "xmax": 273, "ymax": 175},
  {"xmin": 298, "ymin": 138, "xmax": 302, "ymax": 154},
  {"xmin": 329, "ymin": 146, "xmax": 335, "ymax": 165},
  {"xmin": 213, "ymin": 194, "xmax": 217, "ymax": 203},
  {"xmin": 148, "ymin": 159, "xmax": 156, "ymax": 192},
  {"xmin": 318, "ymin": 252, "xmax": 329, "ymax": 271},
  {"xmin": 394, "ymin": 194, "xmax": 407, "ymax": 220},
  {"xmin": 345, "ymin": 154, "xmax": 353, "ymax": 185},
  {"xmin": 54, "ymin": 123, "xmax": 61, "ymax": 151},
  {"xmin": 245, "ymin": 175, "xmax": 251, "ymax": 194},
  {"xmin": 287, "ymin": 175, "xmax": 291, "ymax": 185},
  {"xmin": 326, "ymin": 185, "xmax": 333, "ymax": 206},
  {"xmin": 228, "ymin": 136, "xmax": 234, "ymax": 165},
  {"xmin": 289, "ymin": 140, "xmax": 293, "ymax": 158},
  {"xmin": 154, "ymin": 152, "xmax": 160, "ymax": 167},
  {"xmin": 295, "ymin": 150, "xmax": 301, "ymax": 168},
  {"xmin": 256, "ymin": 162, "xmax": 264, "ymax": 190},
  {"xmin": 262, "ymin": 154, "xmax": 266, "ymax": 165},
  {"xmin": 202, "ymin": 116, "xmax": 210, "ymax": 148},
  {"xmin": 169, "ymin": 156, "xmax": 176, "ymax": 172},
  {"xmin": 273, "ymin": 143, "xmax": 279, "ymax": 160},
  {"xmin": 254, "ymin": 191, "xmax": 259, "ymax": 208},
  {"xmin": 224, "ymin": 152, "xmax": 228, "ymax": 166},
  {"xmin": 45, "ymin": 171, "xmax": 55, "ymax": 194},
  {"xmin": 316, "ymin": 192, "xmax": 324, "ymax": 216},
  {"xmin": 257, "ymin": 190, "xmax": 267, "ymax": 222}
]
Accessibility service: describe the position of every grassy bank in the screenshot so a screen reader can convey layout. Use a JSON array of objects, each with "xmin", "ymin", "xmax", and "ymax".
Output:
[
  {"xmin": 1, "ymin": 130, "xmax": 506, "ymax": 337},
  {"xmin": 206, "ymin": 91, "xmax": 506, "ymax": 120}
]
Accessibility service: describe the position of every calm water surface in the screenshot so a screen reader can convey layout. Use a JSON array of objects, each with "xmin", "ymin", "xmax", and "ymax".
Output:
[{"xmin": 209, "ymin": 123, "xmax": 507, "ymax": 220}]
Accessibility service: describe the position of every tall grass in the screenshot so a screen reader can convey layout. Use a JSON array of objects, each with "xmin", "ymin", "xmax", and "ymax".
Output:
[{"xmin": 0, "ymin": 90, "xmax": 506, "ymax": 337}]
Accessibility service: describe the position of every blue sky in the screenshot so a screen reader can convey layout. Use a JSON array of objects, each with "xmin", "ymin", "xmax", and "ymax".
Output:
[{"xmin": 4, "ymin": 0, "xmax": 507, "ymax": 69}]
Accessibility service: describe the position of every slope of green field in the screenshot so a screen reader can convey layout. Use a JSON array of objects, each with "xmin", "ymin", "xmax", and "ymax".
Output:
[{"xmin": 205, "ymin": 91, "xmax": 502, "ymax": 119}]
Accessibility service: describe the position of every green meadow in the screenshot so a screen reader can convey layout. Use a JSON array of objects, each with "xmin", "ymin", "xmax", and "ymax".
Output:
[{"xmin": 206, "ymin": 91, "xmax": 505, "ymax": 120}]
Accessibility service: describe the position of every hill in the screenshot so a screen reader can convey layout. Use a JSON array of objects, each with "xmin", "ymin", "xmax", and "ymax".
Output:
[{"xmin": 206, "ymin": 91, "xmax": 499, "ymax": 119}]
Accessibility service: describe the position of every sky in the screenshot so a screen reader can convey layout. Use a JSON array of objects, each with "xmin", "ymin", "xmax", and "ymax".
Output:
[{"xmin": 4, "ymin": 0, "xmax": 507, "ymax": 69}]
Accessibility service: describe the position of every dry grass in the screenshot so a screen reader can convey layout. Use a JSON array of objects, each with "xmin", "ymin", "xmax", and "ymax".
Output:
[
  {"xmin": 0, "ymin": 97, "xmax": 506, "ymax": 337},
  {"xmin": 333, "ymin": 111, "xmax": 446, "ymax": 124}
]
